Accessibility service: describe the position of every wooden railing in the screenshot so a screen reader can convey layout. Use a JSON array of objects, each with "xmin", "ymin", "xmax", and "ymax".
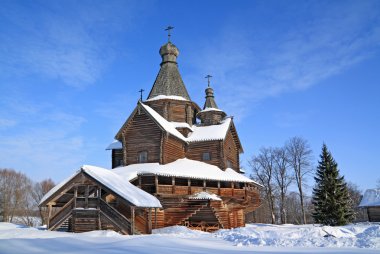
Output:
[
  {"xmin": 49, "ymin": 198, "xmax": 74, "ymax": 230},
  {"xmin": 99, "ymin": 199, "xmax": 131, "ymax": 235},
  {"xmin": 156, "ymin": 184, "xmax": 254, "ymax": 200}
]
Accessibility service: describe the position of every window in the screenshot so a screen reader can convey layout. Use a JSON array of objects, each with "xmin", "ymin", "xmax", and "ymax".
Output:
[
  {"xmin": 227, "ymin": 160, "xmax": 233, "ymax": 168},
  {"xmin": 202, "ymin": 152, "xmax": 211, "ymax": 161},
  {"xmin": 138, "ymin": 151, "xmax": 148, "ymax": 163}
]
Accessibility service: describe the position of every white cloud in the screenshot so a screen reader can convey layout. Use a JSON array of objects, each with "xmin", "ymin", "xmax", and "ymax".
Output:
[
  {"xmin": 0, "ymin": 118, "xmax": 17, "ymax": 129},
  {"xmin": 0, "ymin": 0, "xmax": 143, "ymax": 88},
  {"xmin": 187, "ymin": 1, "xmax": 380, "ymax": 121}
]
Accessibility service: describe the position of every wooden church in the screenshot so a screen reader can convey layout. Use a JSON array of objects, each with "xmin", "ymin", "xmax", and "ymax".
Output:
[{"xmin": 39, "ymin": 32, "xmax": 261, "ymax": 234}]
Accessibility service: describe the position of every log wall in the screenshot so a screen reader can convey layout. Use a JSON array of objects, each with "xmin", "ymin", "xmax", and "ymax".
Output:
[
  {"xmin": 186, "ymin": 141, "xmax": 222, "ymax": 168},
  {"xmin": 123, "ymin": 111, "xmax": 162, "ymax": 165},
  {"xmin": 223, "ymin": 129, "xmax": 239, "ymax": 171},
  {"xmin": 145, "ymin": 100, "xmax": 198, "ymax": 125},
  {"xmin": 112, "ymin": 149, "xmax": 123, "ymax": 168},
  {"xmin": 368, "ymin": 207, "xmax": 380, "ymax": 222},
  {"xmin": 163, "ymin": 136, "xmax": 185, "ymax": 164}
]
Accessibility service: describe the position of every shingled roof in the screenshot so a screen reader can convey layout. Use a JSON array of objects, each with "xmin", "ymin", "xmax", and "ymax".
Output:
[{"xmin": 147, "ymin": 42, "xmax": 191, "ymax": 100}]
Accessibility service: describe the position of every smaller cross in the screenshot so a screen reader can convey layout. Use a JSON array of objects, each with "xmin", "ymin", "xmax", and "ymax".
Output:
[
  {"xmin": 205, "ymin": 75, "xmax": 213, "ymax": 87},
  {"xmin": 138, "ymin": 89, "xmax": 145, "ymax": 101},
  {"xmin": 165, "ymin": 26, "xmax": 174, "ymax": 42}
]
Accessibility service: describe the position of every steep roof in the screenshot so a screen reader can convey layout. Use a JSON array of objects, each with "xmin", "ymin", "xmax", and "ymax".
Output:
[
  {"xmin": 147, "ymin": 42, "xmax": 191, "ymax": 100},
  {"xmin": 115, "ymin": 102, "xmax": 242, "ymax": 152},
  {"xmin": 112, "ymin": 158, "xmax": 260, "ymax": 185},
  {"xmin": 359, "ymin": 188, "xmax": 380, "ymax": 207},
  {"xmin": 40, "ymin": 165, "xmax": 162, "ymax": 208}
]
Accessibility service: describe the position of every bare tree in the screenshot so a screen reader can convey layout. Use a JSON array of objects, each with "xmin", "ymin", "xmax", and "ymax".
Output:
[
  {"xmin": 285, "ymin": 137, "xmax": 313, "ymax": 224},
  {"xmin": 0, "ymin": 169, "xmax": 33, "ymax": 224},
  {"xmin": 250, "ymin": 147, "xmax": 277, "ymax": 224},
  {"xmin": 273, "ymin": 147, "xmax": 293, "ymax": 224},
  {"xmin": 32, "ymin": 179, "xmax": 55, "ymax": 225}
]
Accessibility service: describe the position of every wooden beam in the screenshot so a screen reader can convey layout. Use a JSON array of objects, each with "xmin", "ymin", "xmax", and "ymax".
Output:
[
  {"xmin": 47, "ymin": 204, "xmax": 52, "ymax": 229},
  {"xmin": 154, "ymin": 208, "xmax": 157, "ymax": 229},
  {"xmin": 172, "ymin": 177, "xmax": 175, "ymax": 194},
  {"xmin": 155, "ymin": 175, "xmax": 158, "ymax": 194},
  {"xmin": 148, "ymin": 208, "xmax": 152, "ymax": 234},
  {"xmin": 131, "ymin": 206, "xmax": 135, "ymax": 235},
  {"xmin": 74, "ymin": 186, "xmax": 78, "ymax": 208}
]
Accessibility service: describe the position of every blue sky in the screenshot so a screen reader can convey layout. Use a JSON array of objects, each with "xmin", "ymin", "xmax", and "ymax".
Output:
[{"xmin": 0, "ymin": 0, "xmax": 379, "ymax": 191}]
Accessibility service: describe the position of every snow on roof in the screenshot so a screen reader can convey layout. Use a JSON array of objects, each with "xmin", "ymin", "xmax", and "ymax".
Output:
[
  {"xmin": 187, "ymin": 118, "xmax": 231, "ymax": 142},
  {"xmin": 39, "ymin": 171, "xmax": 79, "ymax": 206},
  {"xmin": 140, "ymin": 103, "xmax": 234, "ymax": 143},
  {"xmin": 188, "ymin": 192, "xmax": 221, "ymax": 201},
  {"xmin": 140, "ymin": 103, "xmax": 186, "ymax": 141},
  {"xmin": 146, "ymin": 95, "xmax": 188, "ymax": 102},
  {"xmin": 170, "ymin": 121, "xmax": 192, "ymax": 130},
  {"xmin": 199, "ymin": 107, "xmax": 223, "ymax": 113},
  {"xmin": 112, "ymin": 158, "xmax": 259, "ymax": 184},
  {"xmin": 105, "ymin": 140, "xmax": 122, "ymax": 150},
  {"xmin": 40, "ymin": 165, "xmax": 162, "ymax": 208},
  {"xmin": 359, "ymin": 188, "xmax": 380, "ymax": 207}
]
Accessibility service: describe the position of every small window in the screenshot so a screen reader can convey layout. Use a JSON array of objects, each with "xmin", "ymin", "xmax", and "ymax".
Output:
[
  {"xmin": 202, "ymin": 152, "xmax": 211, "ymax": 161},
  {"xmin": 138, "ymin": 151, "xmax": 148, "ymax": 163},
  {"xmin": 227, "ymin": 160, "xmax": 233, "ymax": 168}
]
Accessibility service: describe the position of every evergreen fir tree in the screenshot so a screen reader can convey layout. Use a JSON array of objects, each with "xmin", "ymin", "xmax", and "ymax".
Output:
[{"xmin": 312, "ymin": 144, "xmax": 354, "ymax": 226}]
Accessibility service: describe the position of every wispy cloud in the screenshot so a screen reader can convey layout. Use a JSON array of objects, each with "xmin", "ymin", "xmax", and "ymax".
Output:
[
  {"xmin": 188, "ymin": 1, "xmax": 380, "ymax": 121},
  {"xmin": 0, "ymin": 0, "xmax": 143, "ymax": 88},
  {"xmin": 0, "ymin": 96, "xmax": 88, "ymax": 180}
]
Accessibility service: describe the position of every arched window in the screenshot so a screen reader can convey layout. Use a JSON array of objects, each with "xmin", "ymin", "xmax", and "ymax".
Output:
[{"xmin": 138, "ymin": 151, "xmax": 148, "ymax": 163}]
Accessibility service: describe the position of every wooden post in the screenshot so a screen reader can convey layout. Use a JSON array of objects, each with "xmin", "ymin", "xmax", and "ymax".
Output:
[
  {"xmin": 217, "ymin": 181, "xmax": 221, "ymax": 195},
  {"xmin": 97, "ymin": 187, "xmax": 101, "ymax": 230},
  {"xmin": 203, "ymin": 180, "xmax": 206, "ymax": 191},
  {"xmin": 231, "ymin": 182, "xmax": 234, "ymax": 196},
  {"xmin": 138, "ymin": 175, "xmax": 142, "ymax": 188},
  {"xmin": 74, "ymin": 186, "xmax": 78, "ymax": 208},
  {"xmin": 85, "ymin": 185, "xmax": 89, "ymax": 209},
  {"xmin": 154, "ymin": 208, "xmax": 157, "ymax": 229},
  {"xmin": 155, "ymin": 175, "xmax": 158, "ymax": 194},
  {"xmin": 148, "ymin": 208, "xmax": 152, "ymax": 234},
  {"xmin": 188, "ymin": 179, "xmax": 191, "ymax": 195},
  {"xmin": 131, "ymin": 206, "xmax": 135, "ymax": 235},
  {"xmin": 47, "ymin": 204, "xmax": 52, "ymax": 229},
  {"xmin": 172, "ymin": 177, "xmax": 175, "ymax": 194}
]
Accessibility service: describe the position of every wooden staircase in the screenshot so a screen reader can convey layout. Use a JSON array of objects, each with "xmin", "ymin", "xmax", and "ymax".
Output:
[
  {"xmin": 162, "ymin": 199, "xmax": 209, "ymax": 226},
  {"xmin": 210, "ymin": 200, "xmax": 230, "ymax": 229},
  {"xmin": 99, "ymin": 198, "xmax": 132, "ymax": 235},
  {"xmin": 49, "ymin": 198, "xmax": 74, "ymax": 231}
]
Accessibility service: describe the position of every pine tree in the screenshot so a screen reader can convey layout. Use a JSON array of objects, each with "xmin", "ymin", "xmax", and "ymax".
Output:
[{"xmin": 312, "ymin": 144, "xmax": 354, "ymax": 226}]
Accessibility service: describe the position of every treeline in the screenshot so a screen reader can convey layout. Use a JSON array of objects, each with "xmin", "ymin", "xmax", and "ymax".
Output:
[
  {"xmin": 0, "ymin": 169, "xmax": 54, "ymax": 226},
  {"xmin": 249, "ymin": 136, "xmax": 364, "ymax": 225}
]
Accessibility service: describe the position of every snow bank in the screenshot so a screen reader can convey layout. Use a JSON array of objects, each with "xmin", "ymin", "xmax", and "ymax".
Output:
[
  {"xmin": 153, "ymin": 225, "xmax": 208, "ymax": 237},
  {"xmin": 1, "ymin": 223, "xmax": 380, "ymax": 254},
  {"xmin": 215, "ymin": 223, "xmax": 380, "ymax": 249}
]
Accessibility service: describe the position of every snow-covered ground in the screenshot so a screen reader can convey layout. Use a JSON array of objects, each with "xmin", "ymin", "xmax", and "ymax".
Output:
[{"xmin": 0, "ymin": 222, "xmax": 379, "ymax": 254}]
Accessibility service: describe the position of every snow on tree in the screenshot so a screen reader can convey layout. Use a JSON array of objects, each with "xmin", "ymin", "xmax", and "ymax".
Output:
[{"xmin": 312, "ymin": 144, "xmax": 354, "ymax": 226}]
